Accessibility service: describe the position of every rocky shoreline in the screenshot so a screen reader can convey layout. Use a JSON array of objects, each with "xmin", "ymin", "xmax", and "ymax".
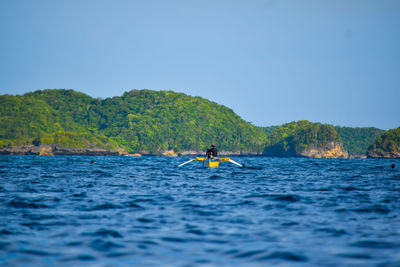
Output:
[
  {"xmin": 366, "ymin": 150, "xmax": 400, "ymax": 158},
  {"xmin": 0, "ymin": 145, "xmax": 126, "ymax": 156},
  {"xmin": 0, "ymin": 145, "xmax": 374, "ymax": 158}
]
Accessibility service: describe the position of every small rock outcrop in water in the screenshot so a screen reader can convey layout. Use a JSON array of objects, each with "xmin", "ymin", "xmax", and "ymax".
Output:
[
  {"xmin": 263, "ymin": 120, "xmax": 348, "ymax": 158},
  {"xmin": 0, "ymin": 145, "xmax": 127, "ymax": 156},
  {"xmin": 367, "ymin": 127, "xmax": 400, "ymax": 158}
]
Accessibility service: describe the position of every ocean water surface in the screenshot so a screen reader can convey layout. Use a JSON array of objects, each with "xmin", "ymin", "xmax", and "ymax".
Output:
[{"xmin": 0, "ymin": 156, "xmax": 399, "ymax": 266}]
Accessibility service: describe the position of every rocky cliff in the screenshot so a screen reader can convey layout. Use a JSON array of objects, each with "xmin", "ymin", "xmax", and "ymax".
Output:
[{"xmin": 299, "ymin": 142, "xmax": 348, "ymax": 158}]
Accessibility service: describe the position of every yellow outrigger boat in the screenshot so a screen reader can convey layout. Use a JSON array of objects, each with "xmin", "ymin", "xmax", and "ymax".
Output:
[{"xmin": 178, "ymin": 157, "xmax": 243, "ymax": 168}]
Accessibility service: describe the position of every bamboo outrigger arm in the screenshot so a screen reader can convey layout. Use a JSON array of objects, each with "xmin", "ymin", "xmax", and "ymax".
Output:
[
  {"xmin": 228, "ymin": 159, "xmax": 243, "ymax": 167},
  {"xmin": 178, "ymin": 157, "xmax": 243, "ymax": 168},
  {"xmin": 178, "ymin": 159, "xmax": 194, "ymax": 167}
]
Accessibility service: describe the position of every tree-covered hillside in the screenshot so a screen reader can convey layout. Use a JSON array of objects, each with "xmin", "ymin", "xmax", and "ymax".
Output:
[
  {"xmin": 1, "ymin": 89, "xmax": 394, "ymax": 157},
  {"xmin": 258, "ymin": 126, "xmax": 279, "ymax": 136},
  {"xmin": 0, "ymin": 89, "xmax": 266, "ymax": 154},
  {"xmin": 335, "ymin": 126, "xmax": 385, "ymax": 155},
  {"xmin": 367, "ymin": 127, "xmax": 400, "ymax": 158},
  {"xmin": 90, "ymin": 89, "xmax": 267, "ymax": 153},
  {"xmin": 263, "ymin": 120, "xmax": 344, "ymax": 157}
]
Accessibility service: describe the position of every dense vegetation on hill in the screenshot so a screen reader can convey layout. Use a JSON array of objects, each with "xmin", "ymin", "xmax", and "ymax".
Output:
[
  {"xmin": 335, "ymin": 126, "xmax": 385, "ymax": 155},
  {"xmin": 263, "ymin": 120, "xmax": 342, "ymax": 156},
  {"xmin": 0, "ymin": 90, "xmax": 118, "ymax": 149},
  {"xmin": 367, "ymin": 127, "xmax": 400, "ymax": 158},
  {"xmin": 0, "ymin": 89, "xmax": 266, "ymax": 154},
  {"xmin": 1, "ymin": 89, "xmax": 396, "ymax": 157},
  {"xmin": 258, "ymin": 126, "xmax": 279, "ymax": 136}
]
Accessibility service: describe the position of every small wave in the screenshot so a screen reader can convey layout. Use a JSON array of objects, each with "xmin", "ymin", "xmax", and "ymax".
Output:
[
  {"xmin": 160, "ymin": 195, "xmax": 175, "ymax": 201},
  {"xmin": 0, "ymin": 229, "xmax": 14, "ymax": 235},
  {"xmin": 78, "ymin": 214, "xmax": 100, "ymax": 220},
  {"xmin": 224, "ymin": 249, "xmax": 239, "ymax": 255},
  {"xmin": 336, "ymin": 253, "xmax": 372, "ymax": 259},
  {"xmin": 82, "ymin": 228, "xmax": 123, "ymax": 238},
  {"xmin": 186, "ymin": 229, "xmax": 206, "ymax": 236},
  {"xmin": 123, "ymin": 201, "xmax": 145, "ymax": 209},
  {"xmin": 246, "ymin": 194, "xmax": 301, "ymax": 202},
  {"xmin": 91, "ymin": 239, "xmax": 124, "ymax": 252},
  {"xmin": 234, "ymin": 249, "xmax": 265, "ymax": 258},
  {"xmin": 205, "ymin": 239, "xmax": 229, "ymax": 244},
  {"xmin": 93, "ymin": 170, "xmax": 113, "ymax": 177},
  {"xmin": 105, "ymin": 183, "xmax": 129, "ymax": 188},
  {"xmin": 161, "ymin": 236, "xmax": 186, "ymax": 243},
  {"xmin": 88, "ymin": 203, "xmax": 122, "ymax": 211},
  {"xmin": 281, "ymin": 221, "xmax": 299, "ymax": 226},
  {"xmin": 21, "ymin": 222, "xmax": 49, "ymax": 230},
  {"xmin": 350, "ymin": 240, "xmax": 399, "ymax": 249},
  {"xmin": 339, "ymin": 186, "xmax": 369, "ymax": 191},
  {"xmin": 22, "ymin": 187, "xmax": 38, "ymax": 193},
  {"xmin": 72, "ymin": 192, "xmax": 87, "ymax": 198},
  {"xmin": 66, "ymin": 241, "xmax": 83, "ymax": 246},
  {"xmin": 77, "ymin": 183, "xmax": 94, "ymax": 188},
  {"xmin": 353, "ymin": 204, "xmax": 390, "ymax": 214},
  {"xmin": 183, "ymin": 203, "xmax": 204, "ymax": 208},
  {"xmin": 0, "ymin": 241, "xmax": 10, "ymax": 250},
  {"xmin": 16, "ymin": 249, "xmax": 56, "ymax": 256},
  {"xmin": 258, "ymin": 251, "xmax": 308, "ymax": 262},
  {"xmin": 192, "ymin": 209, "xmax": 218, "ymax": 216},
  {"xmin": 209, "ymin": 175, "xmax": 224, "ymax": 180},
  {"xmin": 137, "ymin": 218, "xmax": 155, "ymax": 223},
  {"xmin": 195, "ymin": 259, "xmax": 211, "ymax": 264},
  {"xmin": 204, "ymin": 190, "xmax": 224, "ymax": 194},
  {"xmin": 228, "ymin": 200, "xmax": 255, "ymax": 206},
  {"xmin": 72, "ymin": 254, "xmax": 96, "ymax": 261},
  {"xmin": 106, "ymin": 252, "xmax": 131, "ymax": 258},
  {"xmin": 8, "ymin": 198, "xmax": 50, "ymax": 209},
  {"xmin": 138, "ymin": 240, "xmax": 159, "ymax": 246},
  {"xmin": 314, "ymin": 187, "xmax": 332, "ymax": 191},
  {"xmin": 270, "ymin": 194, "xmax": 301, "ymax": 202},
  {"xmin": 133, "ymin": 198, "xmax": 156, "ymax": 203},
  {"xmin": 22, "ymin": 213, "xmax": 56, "ymax": 220},
  {"xmin": 315, "ymin": 227, "xmax": 347, "ymax": 236},
  {"xmin": 243, "ymin": 166, "xmax": 263, "ymax": 170}
]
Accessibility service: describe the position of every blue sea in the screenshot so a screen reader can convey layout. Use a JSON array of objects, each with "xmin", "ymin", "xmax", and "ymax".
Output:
[{"xmin": 0, "ymin": 156, "xmax": 399, "ymax": 266}]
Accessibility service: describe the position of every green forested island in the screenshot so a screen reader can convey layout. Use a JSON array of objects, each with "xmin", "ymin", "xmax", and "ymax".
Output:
[
  {"xmin": 263, "ymin": 121, "xmax": 347, "ymax": 158},
  {"xmin": 0, "ymin": 89, "xmax": 396, "ymax": 157},
  {"xmin": 367, "ymin": 127, "xmax": 400, "ymax": 158},
  {"xmin": 0, "ymin": 89, "xmax": 265, "ymax": 155},
  {"xmin": 335, "ymin": 126, "xmax": 385, "ymax": 155}
]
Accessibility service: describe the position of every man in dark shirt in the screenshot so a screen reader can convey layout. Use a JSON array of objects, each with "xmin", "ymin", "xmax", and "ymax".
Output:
[{"xmin": 205, "ymin": 144, "xmax": 218, "ymax": 159}]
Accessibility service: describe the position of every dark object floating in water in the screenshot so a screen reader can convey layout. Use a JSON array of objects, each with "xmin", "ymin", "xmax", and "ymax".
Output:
[
  {"xmin": 391, "ymin": 164, "xmax": 395, "ymax": 169},
  {"xmin": 91, "ymin": 160, "xmax": 95, "ymax": 164}
]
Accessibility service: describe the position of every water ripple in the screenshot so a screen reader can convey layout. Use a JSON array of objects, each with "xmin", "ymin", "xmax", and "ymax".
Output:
[{"xmin": 0, "ymin": 156, "xmax": 399, "ymax": 266}]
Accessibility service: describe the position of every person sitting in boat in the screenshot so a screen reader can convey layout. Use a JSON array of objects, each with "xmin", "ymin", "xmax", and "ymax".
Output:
[{"xmin": 206, "ymin": 144, "xmax": 218, "ymax": 159}]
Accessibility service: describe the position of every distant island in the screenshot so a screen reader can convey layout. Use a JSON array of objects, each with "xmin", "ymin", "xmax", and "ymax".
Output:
[
  {"xmin": 0, "ymin": 89, "xmax": 397, "ymax": 158},
  {"xmin": 367, "ymin": 127, "xmax": 400, "ymax": 158},
  {"xmin": 262, "ymin": 120, "xmax": 348, "ymax": 158}
]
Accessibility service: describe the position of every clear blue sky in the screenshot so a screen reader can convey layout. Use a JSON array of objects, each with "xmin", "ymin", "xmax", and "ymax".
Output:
[{"xmin": 1, "ymin": 0, "xmax": 399, "ymax": 129}]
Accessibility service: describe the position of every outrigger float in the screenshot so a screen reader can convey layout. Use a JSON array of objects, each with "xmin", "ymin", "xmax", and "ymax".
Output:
[{"xmin": 178, "ymin": 157, "xmax": 243, "ymax": 168}]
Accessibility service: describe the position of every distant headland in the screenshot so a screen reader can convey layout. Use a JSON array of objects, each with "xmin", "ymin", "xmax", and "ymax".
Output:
[{"xmin": 0, "ymin": 89, "xmax": 398, "ymax": 158}]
